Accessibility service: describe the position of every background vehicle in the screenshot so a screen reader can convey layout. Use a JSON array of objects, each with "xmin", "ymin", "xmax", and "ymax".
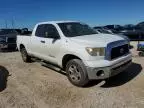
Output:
[
  {"xmin": 104, "ymin": 25, "xmax": 124, "ymax": 34},
  {"xmin": 120, "ymin": 22, "xmax": 144, "ymax": 41},
  {"xmin": 0, "ymin": 29, "xmax": 18, "ymax": 50},
  {"xmin": 118, "ymin": 30, "xmax": 144, "ymax": 41},
  {"xmin": 21, "ymin": 28, "xmax": 32, "ymax": 35},
  {"xmin": 93, "ymin": 27, "xmax": 113, "ymax": 34},
  {"xmin": 94, "ymin": 22, "xmax": 144, "ymax": 41},
  {"xmin": 17, "ymin": 21, "xmax": 132, "ymax": 87},
  {"xmin": 93, "ymin": 27, "xmax": 130, "ymax": 43}
]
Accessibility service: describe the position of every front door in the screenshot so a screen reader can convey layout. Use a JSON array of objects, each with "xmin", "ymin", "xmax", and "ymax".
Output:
[{"xmin": 42, "ymin": 24, "xmax": 61, "ymax": 65}]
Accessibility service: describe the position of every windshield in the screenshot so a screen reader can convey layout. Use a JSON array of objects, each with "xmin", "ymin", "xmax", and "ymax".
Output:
[
  {"xmin": 0, "ymin": 29, "xmax": 17, "ymax": 35},
  {"xmin": 58, "ymin": 22, "xmax": 97, "ymax": 37}
]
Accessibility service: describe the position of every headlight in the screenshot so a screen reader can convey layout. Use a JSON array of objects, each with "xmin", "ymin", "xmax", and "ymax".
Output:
[{"xmin": 86, "ymin": 47, "xmax": 105, "ymax": 56}]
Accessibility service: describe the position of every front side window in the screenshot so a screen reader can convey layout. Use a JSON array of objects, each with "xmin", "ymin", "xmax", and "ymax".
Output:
[
  {"xmin": 57, "ymin": 22, "xmax": 97, "ymax": 37},
  {"xmin": 44, "ymin": 24, "xmax": 60, "ymax": 38}
]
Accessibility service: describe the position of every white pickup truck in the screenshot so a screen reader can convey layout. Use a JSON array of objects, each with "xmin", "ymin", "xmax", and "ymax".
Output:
[{"xmin": 17, "ymin": 21, "xmax": 132, "ymax": 87}]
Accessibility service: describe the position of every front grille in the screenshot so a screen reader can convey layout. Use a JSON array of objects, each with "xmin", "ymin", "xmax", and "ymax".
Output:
[
  {"xmin": 111, "ymin": 44, "xmax": 129, "ymax": 60},
  {"xmin": 7, "ymin": 38, "xmax": 16, "ymax": 43}
]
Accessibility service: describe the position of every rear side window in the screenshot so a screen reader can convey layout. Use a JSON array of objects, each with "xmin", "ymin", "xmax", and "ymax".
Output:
[
  {"xmin": 35, "ymin": 24, "xmax": 60, "ymax": 38},
  {"xmin": 35, "ymin": 24, "xmax": 46, "ymax": 37}
]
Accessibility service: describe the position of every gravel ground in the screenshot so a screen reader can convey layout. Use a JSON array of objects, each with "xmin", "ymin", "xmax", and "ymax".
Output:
[{"xmin": 0, "ymin": 42, "xmax": 144, "ymax": 108}]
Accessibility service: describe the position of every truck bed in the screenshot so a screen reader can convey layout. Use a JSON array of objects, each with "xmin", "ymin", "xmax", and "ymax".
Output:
[{"xmin": 17, "ymin": 35, "xmax": 31, "ymax": 50}]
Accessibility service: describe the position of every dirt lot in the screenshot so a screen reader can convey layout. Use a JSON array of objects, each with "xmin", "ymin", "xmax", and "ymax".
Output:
[{"xmin": 0, "ymin": 42, "xmax": 144, "ymax": 108}]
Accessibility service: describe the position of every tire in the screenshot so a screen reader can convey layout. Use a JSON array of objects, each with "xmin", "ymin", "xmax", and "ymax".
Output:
[
  {"xmin": 20, "ymin": 47, "xmax": 31, "ymax": 62},
  {"xmin": 66, "ymin": 59, "xmax": 89, "ymax": 87},
  {"xmin": 0, "ymin": 68, "xmax": 8, "ymax": 91}
]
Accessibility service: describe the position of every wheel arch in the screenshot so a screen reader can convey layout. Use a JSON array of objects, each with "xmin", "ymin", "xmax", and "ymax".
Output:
[
  {"xmin": 19, "ymin": 44, "xmax": 25, "ymax": 51},
  {"xmin": 62, "ymin": 54, "xmax": 82, "ymax": 71}
]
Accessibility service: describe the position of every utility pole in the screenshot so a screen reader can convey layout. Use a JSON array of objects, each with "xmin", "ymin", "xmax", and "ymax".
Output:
[
  {"xmin": 11, "ymin": 17, "xmax": 15, "ymax": 29},
  {"xmin": 5, "ymin": 20, "xmax": 7, "ymax": 28}
]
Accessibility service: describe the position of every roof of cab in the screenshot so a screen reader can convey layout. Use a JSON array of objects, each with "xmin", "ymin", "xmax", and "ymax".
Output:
[{"xmin": 37, "ymin": 20, "xmax": 79, "ymax": 25}]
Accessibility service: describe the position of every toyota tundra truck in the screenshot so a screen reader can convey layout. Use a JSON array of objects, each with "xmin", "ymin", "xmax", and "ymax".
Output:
[{"xmin": 17, "ymin": 21, "xmax": 132, "ymax": 87}]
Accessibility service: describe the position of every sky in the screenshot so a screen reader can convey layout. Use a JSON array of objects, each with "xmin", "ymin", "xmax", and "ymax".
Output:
[{"xmin": 0, "ymin": 0, "xmax": 144, "ymax": 29}]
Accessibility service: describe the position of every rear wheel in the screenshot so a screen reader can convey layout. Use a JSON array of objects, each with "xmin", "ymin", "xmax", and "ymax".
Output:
[
  {"xmin": 66, "ymin": 59, "xmax": 89, "ymax": 87},
  {"xmin": 20, "ymin": 47, "xmax": 31, "ymax": 62}
]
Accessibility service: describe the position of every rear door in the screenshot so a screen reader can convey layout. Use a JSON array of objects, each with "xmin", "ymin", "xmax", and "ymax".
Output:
[{"xmin": 30, "ymin": 24, "xmax": 47, "ymax": 58}]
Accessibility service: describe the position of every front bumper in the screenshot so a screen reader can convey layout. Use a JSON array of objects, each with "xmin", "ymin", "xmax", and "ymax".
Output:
[{"xmin": 86, "ymin": 54, "xmax": 132, "ymax": 80}]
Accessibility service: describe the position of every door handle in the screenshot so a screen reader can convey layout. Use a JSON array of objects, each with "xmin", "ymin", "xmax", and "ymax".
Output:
[{"xmin": 41, "ymin": 40, "xmax": 45, "ymax": 43}]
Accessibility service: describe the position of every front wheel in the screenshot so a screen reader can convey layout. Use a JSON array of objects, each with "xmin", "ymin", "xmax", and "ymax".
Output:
[{"xmin": 66, "ymin": 59, "xmax": 89, "ymax": 87}]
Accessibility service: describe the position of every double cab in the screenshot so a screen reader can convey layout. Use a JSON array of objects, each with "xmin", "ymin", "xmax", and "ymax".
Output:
[{"xmin": 17, "ymin": 21, "xmax": 132, "ymax": 87}]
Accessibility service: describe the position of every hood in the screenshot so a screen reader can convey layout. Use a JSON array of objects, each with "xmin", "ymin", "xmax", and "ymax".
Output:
[
  {"xmin": 69, "ymin": 34, "xmax": 125, "ymax": 47},
  {"xmin": 117, "ymin": 34, "xmax": 130, "ymax": 42}
]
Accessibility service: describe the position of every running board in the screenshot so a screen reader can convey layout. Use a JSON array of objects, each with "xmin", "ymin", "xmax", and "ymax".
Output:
[
  {"xmin": 41, "ymin": 62, "xmax": 61, "ymax": 72},
  {"xmin": 31, "ymin": 58, "xmax": 66, "ymax": 75},
  {"xmin": 41, "ymin": 62, "xmax": 66, "ymax": 75}
]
